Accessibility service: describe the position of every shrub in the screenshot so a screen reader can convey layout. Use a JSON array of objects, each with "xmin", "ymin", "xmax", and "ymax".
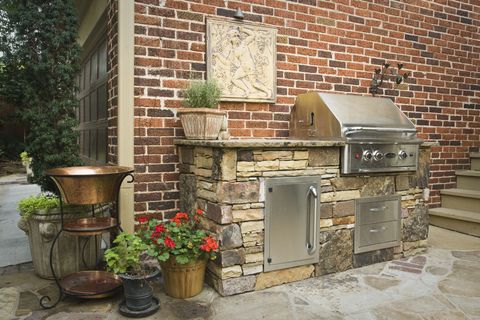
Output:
[
  {"xmin": 0, "ymin": 0, "xmax": 82, "ymax": 192},
  {"xmin": 182, "ymin": 80, "xmax": 221, "ymax": 108}
]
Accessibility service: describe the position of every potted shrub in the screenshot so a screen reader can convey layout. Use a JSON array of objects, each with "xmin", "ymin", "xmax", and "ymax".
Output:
[
  {"xmin": 140, "ymin": 209, "xmax": 219, "ymax": 298},
  {"xmin": 177, "ymin": 79, "xmax": 226, "ymax": 140},
  {"xmin": 17, "ymin": 194, "xmax": 100, "ymax": 279},
  {"xmin": 104, "ymin": 232, "xmax": 160, "ymax": 317}
]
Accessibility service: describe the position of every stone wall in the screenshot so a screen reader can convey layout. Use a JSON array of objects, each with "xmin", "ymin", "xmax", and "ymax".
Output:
[{"xmin": 177, "ymin": 140, "xmax": 431, "ymax": 296}]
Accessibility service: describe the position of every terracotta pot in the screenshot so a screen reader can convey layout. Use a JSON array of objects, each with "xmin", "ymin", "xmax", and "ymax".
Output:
[
  {"xmin": 177, "ymin": 108, "xmax": 226, "ymax": 140},
  {"xmin": 160, "ymin": 258, "xmax": 207, "ymax": 299}
]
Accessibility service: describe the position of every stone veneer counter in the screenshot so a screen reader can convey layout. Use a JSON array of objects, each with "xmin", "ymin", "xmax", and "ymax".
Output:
[
  {"xmin": 174, "ymin": 138, "xmax": 346, "ymax": 148},
  {"xmin": 175, "ymin": 139, "xmax": 432, "ymax": 296}
]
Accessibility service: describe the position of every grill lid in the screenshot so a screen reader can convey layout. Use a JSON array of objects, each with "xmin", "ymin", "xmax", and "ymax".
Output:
[{"xmin": 290, "ymin": 92, "xmax": 421, "ymax": 143}]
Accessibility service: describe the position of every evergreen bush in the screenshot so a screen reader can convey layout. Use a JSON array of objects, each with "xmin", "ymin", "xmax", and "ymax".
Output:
[{"xmin": 0, "ymin": 0, "xmax": 82, "ymax": 192}]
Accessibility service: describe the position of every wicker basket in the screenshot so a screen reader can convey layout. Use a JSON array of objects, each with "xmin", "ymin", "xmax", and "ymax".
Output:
[
  {"xmin": 177, "ymin": 108, "xmax": 226, "ymax": 140},
  {"xmin": 160, "ymin": 258, "xmax": 207, "ymax": 299}
]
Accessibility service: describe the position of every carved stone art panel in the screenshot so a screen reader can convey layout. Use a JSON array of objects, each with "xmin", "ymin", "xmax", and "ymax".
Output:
[{"xmin": 207, "ymin": 18, "xmax": 277, "ymax": 103}]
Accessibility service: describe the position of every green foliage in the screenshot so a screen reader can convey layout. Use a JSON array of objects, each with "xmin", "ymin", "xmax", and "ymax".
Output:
[
  {"xmin": 0, "ymin": 0, "xmax": 82, "ymax": 192},
  {"xmin": 18, "ymin": 194, "xmax": 60, "ymax": 220},
  {"xmin": 104, "ymin": 233, "xmax": 148, "ymax": 275},
  {"xmin": 139, "ymin": 210, "xmax": 219, "ymax": 265},
  {"xmin": 182, "ymin": 80, "xmax": 222, "ymax": 108},
  {"xmin": 20, "ymin": 151, "xmax": 29, "ymax": 162}
]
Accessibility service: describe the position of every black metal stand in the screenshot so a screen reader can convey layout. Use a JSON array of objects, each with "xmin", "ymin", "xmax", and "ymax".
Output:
[{"xmin": 39, "ymin": 172, "xmax": 134, "ymax": 309}]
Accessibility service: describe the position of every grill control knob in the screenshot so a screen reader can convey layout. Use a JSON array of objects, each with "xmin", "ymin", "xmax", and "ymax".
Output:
[
  {"xmin": 398, "ymin": 150, "xmax": 408, "ymax": 160},
  {"xmin": 363, "ymin": 150, "xmax": 373, "ymax": 161},
  {"xmin": 373, "ymin": 150, "xmax": 384, "ymax": 161}
]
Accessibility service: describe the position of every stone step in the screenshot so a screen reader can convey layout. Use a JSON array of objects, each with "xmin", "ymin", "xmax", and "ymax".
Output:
[
  {"xmin": 471, "ymin": 153, "xmax": 480, "ymax": 171},
  {"xmin": 456, "ymin": 170, "xmax": 480, "ymax": 191},
  {"xmin": 441, "ymin": 188, "xmax": 480, "ymax": 212},
  {"xmin": 429, "ymin": 207, "xmax": 480, "ymax": 237}
]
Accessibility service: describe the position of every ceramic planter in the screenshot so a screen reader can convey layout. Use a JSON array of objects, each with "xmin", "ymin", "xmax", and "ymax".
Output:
[
  {"xmin": 160, "ymin": 258, "xmax": 207, "ymax": 299},
  {"xmin": 177, "ymin": 108, "xmax": 226, "ymax": 140}
]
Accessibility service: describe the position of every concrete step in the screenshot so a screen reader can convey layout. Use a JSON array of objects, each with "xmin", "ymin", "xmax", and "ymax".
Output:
[
  {"xmin": 456, "ymin": 170, "xmax": 480, "ymax": 191},
  {"xmin": 430, "ymin": 207, "xmax": 480, "ymax": 237},
  {"xmin": 471, "ymin": 153, "xmax": 480, "ymax": 171},
  {"xmin": 441, "ymin": 188, "xmax": 480, "ymax": 212}
]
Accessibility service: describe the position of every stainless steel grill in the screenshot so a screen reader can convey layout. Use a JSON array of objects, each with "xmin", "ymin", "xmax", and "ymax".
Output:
[{"xmin": 290, "ymin": 92, "xmax": 423, "ymax": 174}]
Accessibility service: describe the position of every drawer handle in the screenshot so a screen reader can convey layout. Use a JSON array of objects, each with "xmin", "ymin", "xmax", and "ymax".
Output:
[
  {"xmin": 369, "ymin": 206, "xmax": 386, "ymax": 212},
  {"xmin": 369, "ymin": 226, "xmax": 387, "ymax": 233}
]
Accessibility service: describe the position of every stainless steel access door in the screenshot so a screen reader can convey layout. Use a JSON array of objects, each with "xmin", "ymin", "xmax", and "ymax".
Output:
[{"xmin": 264, "ymin": 176, "xmax": 321, "ymax": 272}]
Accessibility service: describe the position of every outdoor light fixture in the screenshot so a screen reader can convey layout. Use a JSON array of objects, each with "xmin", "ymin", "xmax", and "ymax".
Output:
[{"xmin": 233, "ymin": 8, "xmax": 244, "ymax": 20}]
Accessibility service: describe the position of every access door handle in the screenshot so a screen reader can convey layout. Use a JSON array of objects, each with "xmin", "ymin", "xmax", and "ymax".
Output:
[
  {"xmin": 369, "ymin": 206, "xmax": 386, "ymax": 212},
  {"xmin": 306, "ymin": 186, "xmax": 318, "ymax": 255},
  {"xmin": 369, "ymin": 226, "xmax": 387, "ymax": 233}
]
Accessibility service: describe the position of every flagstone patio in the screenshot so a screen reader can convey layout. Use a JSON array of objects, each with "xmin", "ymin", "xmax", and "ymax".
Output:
[{"xmin": 1, "ymin": 226, "xmax": 479, "ymax": 320}]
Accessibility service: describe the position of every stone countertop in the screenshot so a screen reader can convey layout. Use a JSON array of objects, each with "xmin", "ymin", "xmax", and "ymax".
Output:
[
  {"xmin": 174, "ymin": 139, "xmax": 346, "ymax": 148},
  {"xmin": 174, "ymin": 138, "xmax": 437, "ymax": 148}
]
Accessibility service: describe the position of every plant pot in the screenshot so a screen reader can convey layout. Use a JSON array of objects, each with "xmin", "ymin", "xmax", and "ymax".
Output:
[
  {"xmin": 17, "ymin": 206, "xmax": 104, "ymax": 279},
  {"xmin": 177, "ymin": 108, "xmax": 226, "ymax": 140},
  {"xmin": 160, "ymin": 258, "xmax": 207, "ymax": 299},
  {"xmin": 119, "ymin": 268, "xmax": 160, "ymax": 317}
]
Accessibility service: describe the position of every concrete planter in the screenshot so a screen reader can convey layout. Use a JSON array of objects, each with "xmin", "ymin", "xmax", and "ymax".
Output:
[
  {"xmin": 177, "ymin": 108, "xmax": 226, "ymax": 140},
  {"xmin": 17, "ymin": 207, "xmax": 103, "ymax": 279}
]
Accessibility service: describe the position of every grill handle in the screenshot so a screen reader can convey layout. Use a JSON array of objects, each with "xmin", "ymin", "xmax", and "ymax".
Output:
[
  {"xmin": 344, "ymin": 127, "xmax": 418, "ymax": 135},
  {"xmin": 306, "ymin": 185, "xmax": 318, "ymax": 255}
]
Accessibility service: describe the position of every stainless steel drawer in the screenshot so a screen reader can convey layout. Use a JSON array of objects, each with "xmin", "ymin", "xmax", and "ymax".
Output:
[
  {"xmin": 357, "ymin": 221, "xmax": 400, "ymax": 249},
  {"xmin": 354, "ymin": 195, "xmax": 401, "ymax": 254},
  {"xmin": 357, "ymin": 199, "xmax": 399, "ymax": 225}
]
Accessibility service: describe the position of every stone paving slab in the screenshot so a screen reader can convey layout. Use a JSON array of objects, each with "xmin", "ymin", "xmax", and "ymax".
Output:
[{"xmin": 0, "ymin": 226, "xmax": 479, "ymax": 320}]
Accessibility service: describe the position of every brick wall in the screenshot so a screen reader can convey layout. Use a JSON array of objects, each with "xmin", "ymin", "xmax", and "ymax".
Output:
[
  {"xmin": 107, "ymin": 0, "xmax": 119, "ymax": 165},
  {"xmin": 131, "ymin": 0, "xmax": 480, "ymax": 217}
]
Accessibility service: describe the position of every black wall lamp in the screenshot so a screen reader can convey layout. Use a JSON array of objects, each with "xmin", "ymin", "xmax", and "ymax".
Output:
[{"xmin": 369, "ymin": 63, "xmax": 411, "ymax": 96}]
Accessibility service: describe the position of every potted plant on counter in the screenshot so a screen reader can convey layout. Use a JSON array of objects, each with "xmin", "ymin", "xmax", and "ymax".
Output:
[
  {"xmin": 177, "ymin": 79, "xmax": 226, "ymax": 140},
  {"xmin": 105, "ymin": 232, "xmax": 160, "ymax": 317},
  {"xmin": 140, "ymin": 209, "xmax": 219, "ymax": 298}
]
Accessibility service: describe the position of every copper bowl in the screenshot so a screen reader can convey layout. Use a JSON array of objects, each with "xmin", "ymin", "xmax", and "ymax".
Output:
[
  {"xmin": 60, "ymin": 270, "xmax": 122, "ymax": 298},
  {"xmin": 46, "ymin": 166, "xmax": 134, "ymax": 205},
  {"xmin": 63, "ymin": 217, "xmax": 118, "ymax": 235}
]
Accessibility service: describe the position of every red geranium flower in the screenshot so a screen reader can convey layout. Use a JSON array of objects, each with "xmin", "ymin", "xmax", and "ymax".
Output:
[
  {"xmin": 175, "ymin": 212, "xmax": 189, "ymax": 220},
  {"xmin": 164, "ymin": 236, "xmax": 176, "ymax": 248},
  {"xmin": 170, "ymin": 212, "xmax": 189, "ymax": 225},
  {"xmin": 196, "ymin": 209, "xmax": 204, "ymax": 216},
  {"xmin": 137, "ymin": 217, "xmax": 149, "ymax": 223},
  {"xmin": 199, "ymin": 236, "xmax": 219, "ymax": 252},
  {"xmin": 155, "ymin": 224, "xmax": 165, "ymax": 233}
]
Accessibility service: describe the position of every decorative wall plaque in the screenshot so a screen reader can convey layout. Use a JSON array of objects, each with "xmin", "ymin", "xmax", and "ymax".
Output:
[{"xmin": 207, "ymin": 18, "xmax": 277, "ymax": 103}]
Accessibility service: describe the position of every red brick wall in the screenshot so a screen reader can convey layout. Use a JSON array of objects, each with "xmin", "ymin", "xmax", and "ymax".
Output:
[
  {"xmin": 107, "ymin": 0, "xmax": 119, "ymax": 165},
  {"xmin": 131, "ymin": 0, "xmax": 480, "ymax": 217}
]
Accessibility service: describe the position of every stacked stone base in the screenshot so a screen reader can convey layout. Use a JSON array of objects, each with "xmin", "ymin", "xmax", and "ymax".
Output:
[{"xmin": 176, "ymin": 140, "xmax": 431, "ymax": 296}]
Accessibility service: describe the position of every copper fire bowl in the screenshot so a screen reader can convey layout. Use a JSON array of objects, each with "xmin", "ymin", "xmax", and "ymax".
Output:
[
  {"xmin": 46, "ymin": 166, "xmax": 134, "ymax": 205},
  {"xmin": 60, "ymin": 270, "xmax": 122, "ymax": 298}
]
